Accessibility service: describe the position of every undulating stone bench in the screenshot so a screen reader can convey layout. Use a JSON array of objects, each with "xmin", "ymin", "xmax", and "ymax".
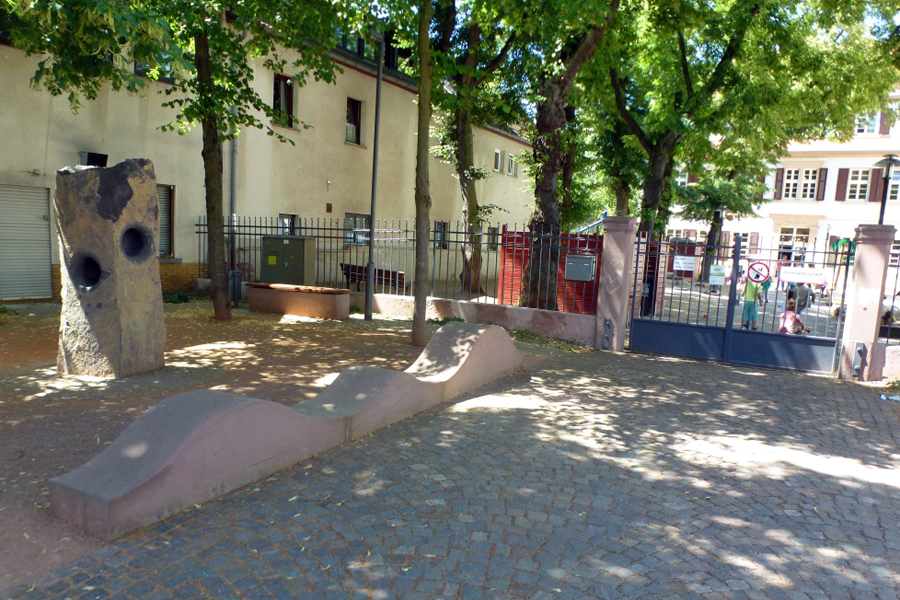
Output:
[
  {"xmin": 246, "ymin": 282, "xmax": 350, "ymax": 319},
  {"xmin": 50, "ymin": 322, "xmax": 525, "ymax": 539}
]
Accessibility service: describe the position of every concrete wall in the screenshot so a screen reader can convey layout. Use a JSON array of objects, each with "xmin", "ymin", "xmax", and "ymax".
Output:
[{"xmin": 361, "ymin": 293, "xmax": 598, "ymax": 347}]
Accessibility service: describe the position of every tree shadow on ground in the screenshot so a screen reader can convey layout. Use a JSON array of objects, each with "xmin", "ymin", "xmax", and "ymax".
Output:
[{"xmin": 14, "ymin": 348, "xmax": 900, "ymax": 600}]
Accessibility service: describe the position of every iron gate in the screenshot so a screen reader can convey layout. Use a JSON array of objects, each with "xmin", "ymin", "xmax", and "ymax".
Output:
[{"xmin": 628, "ymin": 234, "xmax": 851, "ymax": 373}]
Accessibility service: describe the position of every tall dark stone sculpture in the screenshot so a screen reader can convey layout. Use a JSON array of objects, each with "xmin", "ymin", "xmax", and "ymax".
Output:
[{"xmin": 55, "ymin": 158, "xmax": 165, "ymax": 377}]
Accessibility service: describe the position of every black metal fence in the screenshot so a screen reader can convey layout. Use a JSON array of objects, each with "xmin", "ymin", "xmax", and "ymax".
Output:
[
  {"xmin": 631, "ymin": 235, "xmax": 850, "ymax": 339},
  {"xmin": 881, "ymin": 253, "xmax": 900, "ymax": 345},
  {"xmin": 195, "ymin": 215, "xmax": 605, "ymax": 314}
]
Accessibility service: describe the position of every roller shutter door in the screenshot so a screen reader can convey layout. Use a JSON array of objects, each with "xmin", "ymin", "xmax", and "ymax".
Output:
[
  {"xmin": 157, "ymin": 185, "xmax": 173, "ymax": 256},
  {"xmin": 0, "ymin": 184, "xmax": 52, "ymax": 300}
]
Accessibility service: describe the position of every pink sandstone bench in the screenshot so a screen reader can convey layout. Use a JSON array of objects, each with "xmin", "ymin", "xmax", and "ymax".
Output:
[
  {"xmin": 49, "ymin": 322, "xmax": 525, "ymax": 539},
  {"xmin": 246, "ymin": 282, "xmax": 350, "ymax": 319}
]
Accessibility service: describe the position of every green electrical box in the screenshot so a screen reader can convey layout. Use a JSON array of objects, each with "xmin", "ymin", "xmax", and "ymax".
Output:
[{"xmin": 259, "ymin": 235, "xmax": 316, "ymax": 285}]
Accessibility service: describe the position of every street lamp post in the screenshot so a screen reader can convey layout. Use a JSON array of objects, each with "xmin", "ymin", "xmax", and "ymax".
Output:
[
  {"xmin": 365, "ymin": 32, "xmax": 385, "ymax": 321},
  {"xmin": 874, "ymin": 154, "xmax": 900, "ymax": 226}
]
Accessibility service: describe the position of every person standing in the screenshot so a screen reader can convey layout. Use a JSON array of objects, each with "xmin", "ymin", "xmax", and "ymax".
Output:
[
  {"xmin": 741, "ymin": 279, "xmax": 762, "ymax": 330},
  {"xmin": 761, "ymin": 277, "xmax": 772, "ymax": 307},
  {"xmin": 795, "ymin": 282, "xmax": 811, "ymax": 316}
]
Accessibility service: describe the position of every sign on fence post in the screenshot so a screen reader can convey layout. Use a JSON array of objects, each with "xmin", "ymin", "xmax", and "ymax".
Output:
[
  {"xmin": 673, "ymin": 255, "xmax": 695, "ymax": 272},
  {"xmin": 709, "ymin": 265, "xmax": 726, "ymax": 285}
]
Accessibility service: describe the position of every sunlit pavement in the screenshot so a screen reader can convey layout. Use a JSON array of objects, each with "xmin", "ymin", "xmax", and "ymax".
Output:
[{"xmin": 10, "ymin": 350, "xmax": 900, "ymax": 600}]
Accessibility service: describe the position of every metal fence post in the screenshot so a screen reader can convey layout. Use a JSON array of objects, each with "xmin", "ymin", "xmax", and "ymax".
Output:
[{"xmin": 721, "ymin": 235, "xmax": 742, "ymax": 362}]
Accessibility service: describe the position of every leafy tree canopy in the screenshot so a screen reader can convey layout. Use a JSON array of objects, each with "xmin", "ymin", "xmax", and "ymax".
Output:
[{"xmin": 581, "ymin": 0, "xmax": 900, "ymax": 232}]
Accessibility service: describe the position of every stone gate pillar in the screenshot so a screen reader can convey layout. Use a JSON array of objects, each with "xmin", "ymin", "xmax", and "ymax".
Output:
[
  {"xmin": 55, "ymin": 158, "xmax": 166, "ymax": 378},
  {"xmin": 839, "ymin": 224, "xmax": 895, "ymax": 381},
  {"xmin": 595, "ymin": 217, "xmax": 639, "ymax": 350}
]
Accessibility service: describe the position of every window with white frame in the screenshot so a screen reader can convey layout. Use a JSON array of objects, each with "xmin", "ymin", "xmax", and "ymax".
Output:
[
  {"xmin": 847, "ymin": 169, "xmax": 870, "ymax": 201},
  {"xmin": 487, "ymin": 226, "xmax": 499, "ymax": 251},
  {"xmin": 278, "ymin": 213, "xmax": 296, "ymax": 235},
  {"xmin": 890, "ymin": 240, "xmax": 900, "ymax": 268},
  {"xmin": 344, "ymin": 212, "xmax": 370, "ymax": 244},
  {"xmin": 673, "ymin": 170, "xmax": 689, "ymax": 187},
  {"xmin": 493, "ymin": 149, "xmax": 503, "ymax": 172},
  {"xmin": 889, "ymin": 172, "xmax": 900, "ymax": 202},
  {"xmin": 800, "ymin": 169, "xmax": 818, "ymax": 200},
  {"xmin": 273, "ymin": 74, "xmax": 295, "ymax": 128},
  {"xmin": 434, "ymin": 221, "xmax": 449, "ymax": 249},
  {"xmin": 346, "ymin": 98, "xmax": 362, "ymax": 145},
  {"xmin": 855, "ymin": 113, "xmax": 878, "ymax": 134},
  {"xmin": 782, "ymin": 169, "xmax": 800, "ymax": 199},
  {"xmin": 780, "ymin": 227, "xmax": 810, "ymax": 248},
  {"xmin": 507, "ymin": 154, "xmax": 517, "ymax": 176}
]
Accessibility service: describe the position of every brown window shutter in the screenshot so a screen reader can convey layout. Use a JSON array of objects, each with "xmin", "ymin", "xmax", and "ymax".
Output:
[
  {"xmin": 835, "ymin": 168, "xmax": 849, "ymax": 201},
  {"xmin": 870, "ymin": 168, "xmax": 884, "ymax": 202},
  {"xmin": 880, "ymin": 112, "xmax": 891, "ymax": 135},
  {"xmin": 687, "ymin": 173, "xmax": 699, "ymax": 184},
  {"xmin": 773, "ymin": 168, "xmax": 784, "ymax": 200},
  {"xmin": 816, "ymin": 168, "xmax": 828, "ymax": 201},
  {"xmin": 750, "ymin": 232, "xmax": 759, "ymax": 249}
]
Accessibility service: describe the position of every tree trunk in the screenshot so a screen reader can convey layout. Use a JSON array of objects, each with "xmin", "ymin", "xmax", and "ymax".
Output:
[
  {"xmin": 638, "ymin": 138, "xmax": 678, "ymax": 234},
  {"xmin": 196, "ymin": 30, "xmax": 231, "ymax": 320},
  {"xmin": 559, "ymin": 105, "xmax": 577, "ymax": 228},
  {"xmin": 518, "ymin": 12, "xmax": 619, "ymax": 308},
  {"xmin": 519, "ymin": 79, "xmax": 566, "ymax": 309},
  {"xmin": 701, "ymin": 211, "xmax": 723, "ymax": 282},
  {"xmin": 412, "ymin": 0, "xmax": 433, "ymax": 347},
  {"xmin": 613, "ymin": 177, "xmax": 630, "ymax": 216},
  {"xmin": 455, "ymin": 104, "xmax": 485, "ymax": 296}
]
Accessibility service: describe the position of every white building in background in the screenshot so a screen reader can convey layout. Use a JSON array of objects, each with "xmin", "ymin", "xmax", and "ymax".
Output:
[
  {"xmin": 0, "ymin": 35, "xmax": 534, "ymax": 301},
  {"xmin": 667, "ymin": 91, "xmax": 900, "ymax": 264}
]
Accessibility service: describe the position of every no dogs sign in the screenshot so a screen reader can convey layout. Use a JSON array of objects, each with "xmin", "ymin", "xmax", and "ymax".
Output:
[{"xmin": 747, "ymin": 261, "xmax": 770, "ymax": 283}]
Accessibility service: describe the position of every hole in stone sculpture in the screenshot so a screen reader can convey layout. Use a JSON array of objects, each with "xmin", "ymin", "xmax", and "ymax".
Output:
[
  {"xmin": 120, "ymin": 225, "xmax": 152, "ymax": 262},
  {"xmin": 69, "ymin": 254, "xmax": 102, "ymax": 290}
]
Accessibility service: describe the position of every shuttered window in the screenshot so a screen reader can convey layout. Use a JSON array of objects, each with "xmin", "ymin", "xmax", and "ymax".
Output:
[
  {"xmin": 0, "ymin": 184, "xmax": 52, "ymax": 299},
  {"xmin": 847, "ymin": 169, "xmax": 869, "ymax": 201},
  {"xmin": 157, "ymin": 184, "xmax": 174, "ymax": 257}
]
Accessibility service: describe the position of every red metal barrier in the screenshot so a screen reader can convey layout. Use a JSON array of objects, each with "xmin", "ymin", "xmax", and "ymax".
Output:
[{"xmin": 498, "ymin": 226, "xmax": 603, "ymax": 314}]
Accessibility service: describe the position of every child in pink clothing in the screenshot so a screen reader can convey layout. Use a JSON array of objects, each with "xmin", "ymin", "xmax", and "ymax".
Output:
[{"xmin": 778, "ymin": 300, "xmax": 806, "ymax": 335}]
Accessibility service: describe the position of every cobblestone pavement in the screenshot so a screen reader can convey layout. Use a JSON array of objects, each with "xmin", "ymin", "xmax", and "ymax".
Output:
[{"xmin": 9, "ymin": 350, "xmax": 900, "ymax": 600}]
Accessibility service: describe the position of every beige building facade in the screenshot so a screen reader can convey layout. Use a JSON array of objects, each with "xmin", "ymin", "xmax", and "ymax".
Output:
[
  {"xmin": 667, "ymin": 92, "xmax": 900, "ymax": 261},
  {"xmin": 0, "ymin": 41, "xmax": 534, "ymax": 300}
]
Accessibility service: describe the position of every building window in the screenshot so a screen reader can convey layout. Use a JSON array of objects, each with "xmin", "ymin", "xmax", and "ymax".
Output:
[
  {"xmin": 134, "ymin": 59, "xmax": 176, "ymax": 85},
  {"xmin": 855, "ymin": 113, "xmax": 878, "ymax": 134},
  {"xmin": 493, "ymin": 150, "xmax": 503, "ymax": 172},
  {"xmin": 344, "ymin": 212, "xmax": 370, "ymax": 244},
  {"xmin": 507, "ymin": 155, "xmax": 517, "ymax": 177},
  {"xmin": 434, "ymin": 221, "xmax": 449, "ymax": 249},
  {"xmin": 779, "ymin": 227, "xmax": 810, "ymax": 263},
  {"xmin": 346, "ymin": 98, "xmax": 362, "ymax": 145},
  {"xmin": 800, "ymin": 169, "xmax": 818, "ymax": 200},
  {"xmin": 273, "ymin": 74, "xmax": 294, "ymax": 128},
  {"xmin": 487, "ymin": 226, "xmax": 499, "ymax": 251},
  {"xmin": 673, "ymin": 170, "xmax": 689, "ymax": 188},
  {"xmin": 782, "ymin": 169, "xmax": 800, "ymax": 199},
  {"xmin": 157, "ymin": 185, "xmax": 174, "ymax": 257},
  {"xmin": 889, "ymin": 172, "xmax": 900, "ymax": 202},
  {"xmin": 278, "ymin": 213, "xmax": 296, "ymax": 235},
  {"xmin": 847, "ymin": 169, "xmax": 870, "ymax": 201},
  {"xmin": 890, "ymin": 241, "xmax": 900, "ymax": 268}
]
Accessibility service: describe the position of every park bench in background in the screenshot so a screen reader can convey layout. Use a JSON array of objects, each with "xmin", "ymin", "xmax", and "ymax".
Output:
[{"xmin": 340, "ymin": 262, "xmax": 410, "ymax": 293}]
